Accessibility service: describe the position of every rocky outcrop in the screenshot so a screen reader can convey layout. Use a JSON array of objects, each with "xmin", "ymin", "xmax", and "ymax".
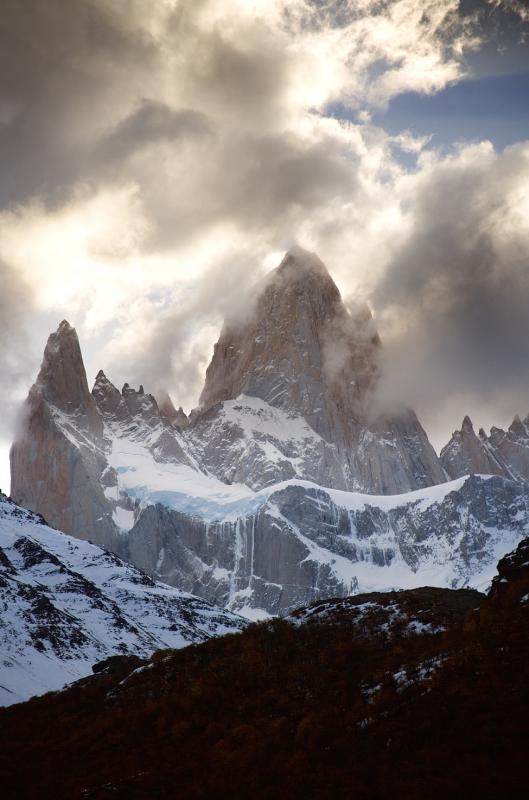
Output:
[
  {"xmin": 92, "ymin": 372, "xmax": 194, "ymax": 467},
  {"xmin": 287, "ymin": 586, "xmax": 483, "ymax": 633},
  {"xmin": 10, "ymin": 322, "xmax": 118, "ymax": 549},
  {"xmin": 441, "ymin": 413, "xmax": 529, "ymax": 482},
  {"xmin": 490, "ymin": 535, "xmax": 529, "ymax": 600},
  {"xmin": 157, "ymin": 390, "xmax": 189, "ymax": 429},
  {"xmin": 199, "ymin": 247, "xmax": 381, "ymax": 433},
  {"xmin": 490, "ymin": 416, "xmax": 529, "ymax": 480},
  {"xmin": 440, "ymin": 416, "xmax": 510, "ymax": 479}
]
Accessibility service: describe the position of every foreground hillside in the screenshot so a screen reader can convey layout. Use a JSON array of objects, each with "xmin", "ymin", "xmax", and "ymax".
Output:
[
  {"xmin": 0, "ymin": 494, "xmax": 245, "ymax": 705},
  {"xmin": 2, "ymin": 539, "xmax": 528, "ymax": 799}
]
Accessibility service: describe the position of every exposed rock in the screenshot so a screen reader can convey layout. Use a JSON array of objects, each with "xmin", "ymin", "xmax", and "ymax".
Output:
[
  {"xmin": 489, "ymin": 535, "xmax": 529, "ymax": 600},
  {"xmin": 193, "ymin": 247, "xmax": 446, "ymax": 493},
  {"xmin": 123, "ymin": 474, "xmax": 528, "ymax": 616},
  {"xmin": 91, "ymin": 370, "xmax": 123, "ymax": 418},
  {"xmin": 440, "ymin": 415, "xmax": 511, "ymax": 479},
  {"xmin": 287, "ymin": 586, "xmax": 483, "ymax": 635},
  {"xmin": 10, "ymin": 322, "xmax": 118, "ymax": 550},
  {"xmin": 441, "ymin": 412, "xmax": 529, "ymax": 482},
  {"xmin": 157, "ymin": 390, "xmax": 189, "ymax": 429}
]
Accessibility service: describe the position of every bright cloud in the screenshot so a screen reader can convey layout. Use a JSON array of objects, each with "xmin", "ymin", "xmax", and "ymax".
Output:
[{"xmin": 0, "ymin": 0, "xmax": 528, "ymax": 469}]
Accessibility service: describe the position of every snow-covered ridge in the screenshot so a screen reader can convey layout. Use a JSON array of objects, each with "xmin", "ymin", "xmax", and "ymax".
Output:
[{"xmin": 0, "ymin": 494, "xmax": 245, "ymax": 707}]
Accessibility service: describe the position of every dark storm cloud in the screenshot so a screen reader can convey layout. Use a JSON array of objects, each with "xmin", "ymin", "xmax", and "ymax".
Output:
[
  {"xmin": 0, "ymin": 0, "xmax": 353, "ymax": 247},
  {"xmin": 373, "ymin": 141, "xmax": 529, "ymax": 429},
  {"xmin": 135, "ymin": 130, "xmax": 361, "ymax": 251},
  {"xmin": 93, "ymin": 101, "xmax": 212, "ymax": 167},
  {"xmin": 1, "ymin": 0, "xmax": 528, "ymax": 448},
  {"xmin": 170, "ymin": 19, "xmax": 295, "ymax": 123},
  {"xmin": 0, "ymin": 0, "xmax": 159, "ymax": 208}
]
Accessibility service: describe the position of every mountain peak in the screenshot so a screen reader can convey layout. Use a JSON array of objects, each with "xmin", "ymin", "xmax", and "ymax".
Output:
[
  {"xmin": 461, "ymin": 416, "xmax": 474, "ymax": 433},
  {"xmin": 157, "ymin": 390, "xmax": 189, "ymax": 428},
  {"xmin": 92, "ymin": 370, "xmax": 122, "ymax": 416},
  {"xmin": 35, "ymin": 321, "xmax": 96, "ymax": 417},
  {"xmin": 57, "ymin": 318, "xmax": 74, "ymax": 333},
  {"xmin": 278, "ymin": 246, "xmax": 330, "ymax": 279},
  {"xmin": 198, "ymin": 248, "xmax": 360, "ymax": 428}
]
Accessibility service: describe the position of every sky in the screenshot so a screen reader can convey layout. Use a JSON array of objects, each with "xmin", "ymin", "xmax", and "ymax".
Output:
[{"xmin": 1, "ymin": 0, "xmax": 529, "ymax": 492}]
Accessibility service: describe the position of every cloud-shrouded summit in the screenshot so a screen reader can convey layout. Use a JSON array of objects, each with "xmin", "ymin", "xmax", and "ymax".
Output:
[{"xmin": 1, "ymin": 0, "xmax": 529, "ymax": 490}]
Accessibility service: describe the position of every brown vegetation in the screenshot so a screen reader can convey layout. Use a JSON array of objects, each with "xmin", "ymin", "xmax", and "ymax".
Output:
[{"xmin": 1, "ymin": 561, "xmax": 529, "ymax": 800}]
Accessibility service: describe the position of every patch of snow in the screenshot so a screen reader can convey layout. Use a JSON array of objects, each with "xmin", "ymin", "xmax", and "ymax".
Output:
[{"xmin": 0, "ymin": 495, "xmax": 246, "ymax": 707}]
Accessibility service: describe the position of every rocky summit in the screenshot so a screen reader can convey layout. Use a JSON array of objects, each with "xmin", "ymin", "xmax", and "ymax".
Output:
[
  {"xmin": 441, "ymin": 412, "xmax": 529, "ymax": 481},
  {"xmin": 195, "ymin": 246, "xmax": 445, "ymax": 493},
  {"xmin": 9, "ymin": 248, "xmax": 529, "ymax": 617}
]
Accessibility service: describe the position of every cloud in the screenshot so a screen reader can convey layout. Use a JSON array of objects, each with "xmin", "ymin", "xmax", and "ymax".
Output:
[
  {"xmin": 0, "ymin": 0, "xmax": 161, "ymax": 209},
  {"xmin": 101, "ymin": 248, "xmax": 269, "ymax": 410},
  {"xmin": 372, "ymin": 140, "xmax": 529, "ymax": 441},
  {"xmin": 93, "ymin": 101, "xmax": 212, "ymax": 167}
]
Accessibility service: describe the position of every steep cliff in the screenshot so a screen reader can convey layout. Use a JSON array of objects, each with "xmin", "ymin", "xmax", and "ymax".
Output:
[
  {"xmin": 123, "ymin": 474, "xmax": 528, "ymax": 616},
  {"xmin": 192, "ymin": 247, "xmax": 446, "ymax": 493},
  {"xmin": 441, "ymin": 413, "xmax": 529, "ymax": 481},
  {"xmin": 10, "ymin": 321, "xmax": 118, "ymax": 549}
]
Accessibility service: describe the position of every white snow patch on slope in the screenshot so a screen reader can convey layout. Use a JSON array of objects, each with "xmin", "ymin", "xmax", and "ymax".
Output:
[{"xmin": 0, "ymin": 496, "xmax": 245, "ymax": 706}]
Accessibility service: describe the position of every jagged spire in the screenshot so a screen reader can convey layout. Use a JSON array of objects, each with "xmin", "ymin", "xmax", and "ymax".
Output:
[
  {"xmin": 92, "ymin": 370, "xmax": 122, "ymax": 416},
  {"xmin": 36, "ymin": 320, "xmax": 96, "ymax": 417},
  {"xmin": 278, "ymin": 245, "xmax": 331, "ymax": 278},
  {"xmin": 461, "ymin": 416, "xmax": 474, "ymax": 433},
  {"xmin": 157, "ymin": 390, "xmax": 189, "ymax": 428},
  {"xmin": 509, "ymin": 415, "xmax": 525, "ymax": 436}
]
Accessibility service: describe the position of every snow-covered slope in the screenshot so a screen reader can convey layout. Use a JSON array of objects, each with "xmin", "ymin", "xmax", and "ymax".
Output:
[{"xmin": 0, "ymin": 494, "xmax": 245, "ymax": 707}]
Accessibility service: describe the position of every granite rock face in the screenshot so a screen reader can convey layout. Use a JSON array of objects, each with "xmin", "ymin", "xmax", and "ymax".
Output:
[
  {"xmin": 156, "ymin": 390, "xmax": 189, "ymax": 429},
  {"xmin": 10, "ymin": 329, "xmax": 194, "ymax": 549},
  {"xmin": 441, "ymin": 413, "xmax": 529, "ymax": 482},
  {"xmin": 194, "ymin": 247, "xmax": 446, "ymax": 493},
  {"xmin": 10, "ymin": 322, "xmax": 118, "ymax": 550}
]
